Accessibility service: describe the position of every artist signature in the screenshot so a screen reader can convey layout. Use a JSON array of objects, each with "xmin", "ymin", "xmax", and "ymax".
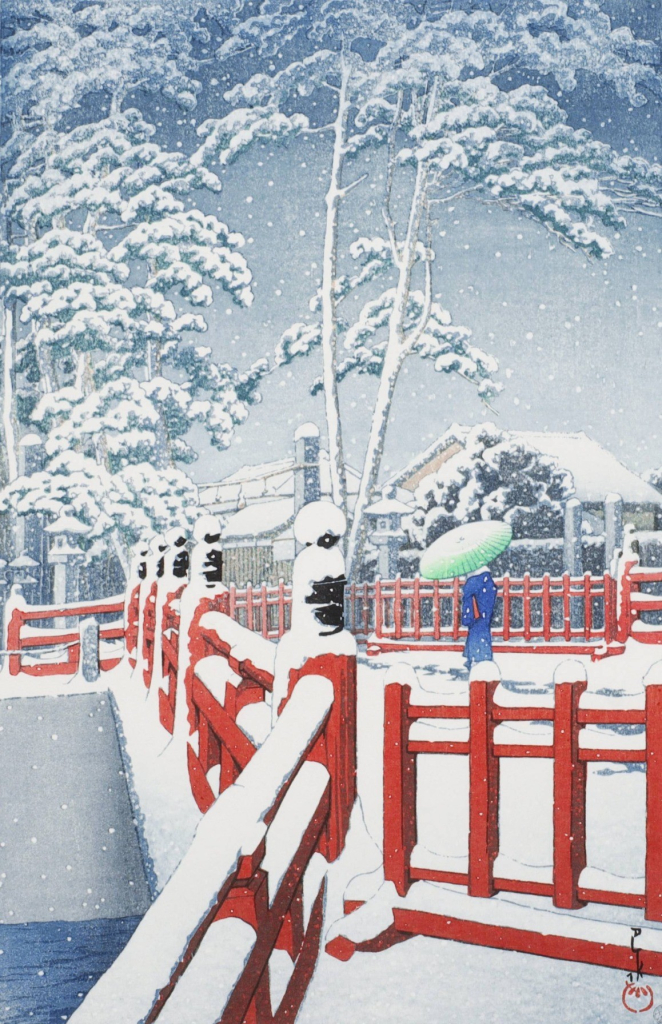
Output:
[{"xmin": 623, "ymin": 928, "xmax": 655, "ymax": 1014}]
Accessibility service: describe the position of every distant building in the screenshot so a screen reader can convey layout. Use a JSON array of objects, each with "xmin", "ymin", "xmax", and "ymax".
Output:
[
  {"xmin": 201, "ymin": 424, "xmax": 662, "ymax": 585},
  {"xmin": 389, "ymin": 426, "xmax": 662, "ymax": 532},
  {"xmin": 199, "ymin": 424, "xmax": 361, "ymax": 586}
]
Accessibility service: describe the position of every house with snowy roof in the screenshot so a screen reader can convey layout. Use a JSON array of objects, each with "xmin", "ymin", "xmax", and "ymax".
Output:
[
  {"xmin": 388, "ymin": 425, "xmax": 662, "ymax": 532},
  {"xmin": 199, "ymin": 423, "xmax": 412, "ymax": 585}
]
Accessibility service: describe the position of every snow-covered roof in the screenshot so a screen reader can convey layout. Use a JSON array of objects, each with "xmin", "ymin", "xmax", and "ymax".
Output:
[
  {"xmin": 387, "ymin": 425, "xmax": 468, "ymax": 492},
  {"xmin": 199, "ymin": 449, "xmax": 365, "ymax": 526},
  {"xmin": 366, "ymin": 495, "xmax": 414, "ymax": 516},
  {"xmin": 514, "ymin": 431, "xmax": 662, "ymax": 505},
  {"xmin": 223, "ymin": 498, "xmax": 293, "ymax": 541},
  {"xmin": 390, "ymin": 426, "xmax": 662, "ymax": 506}
]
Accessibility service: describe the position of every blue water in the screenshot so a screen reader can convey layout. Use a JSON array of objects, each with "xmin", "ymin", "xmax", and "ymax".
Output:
[{"xmin": 0, "ymin": 917, "xmax": 141, "ymax": 1023}]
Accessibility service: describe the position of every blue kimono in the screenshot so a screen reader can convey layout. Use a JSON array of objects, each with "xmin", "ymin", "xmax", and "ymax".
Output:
[{"xmin": 461, "ymin": 570, "xmax": 497, "ymax": 669}]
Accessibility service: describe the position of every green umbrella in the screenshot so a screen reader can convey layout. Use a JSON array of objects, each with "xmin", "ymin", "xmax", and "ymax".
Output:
[{"xmin": 420, "ymin": 520, "xmax": 513, "ymax": 580}]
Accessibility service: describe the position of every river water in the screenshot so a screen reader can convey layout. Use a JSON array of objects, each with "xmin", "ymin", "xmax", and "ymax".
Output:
[{"xmin": 0, "ymin": 916, "xmax": 142, "ymax": 1022}]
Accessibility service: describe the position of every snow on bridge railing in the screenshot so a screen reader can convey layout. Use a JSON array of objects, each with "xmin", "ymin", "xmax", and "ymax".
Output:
[
  {"xmin": 327, "ymin": 658, "xmax": 662, "ymax": 975},
  {"xmin": 69, "ymin": 673, "xmax": 335, "ymax": 1024},
  {"xmin": 72, "ymin": 502, "xmax": 358, "ymax": 1024}
]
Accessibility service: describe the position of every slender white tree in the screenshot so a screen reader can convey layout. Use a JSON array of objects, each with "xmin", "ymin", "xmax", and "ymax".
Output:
[{"xmin": 207, "ymin": 0, "xmax": 662, "ymax": 575}]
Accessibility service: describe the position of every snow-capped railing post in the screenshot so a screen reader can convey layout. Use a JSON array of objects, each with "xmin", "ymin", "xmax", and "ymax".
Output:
[
  {"xmin": 156, "ymin": 527, "xmax": 190, "ymax": 734},
  {"xmin": 468, "ymin": 663, "xmax": 501, "ymax": 898},
  {"xmin": 383, "ymin": 680, "xmax": 416, "ymax": 897},
  {"xmin": 552, "ymin": 661, "xmax": 588, "ymax": 910},
  {"xmin": 615, "ymin": 525, "xmax": 640, "ymax": 643},
  {"xmin": 79, "ymin": 618, "xmax": 100, "ymax": 683},
  {"xmin": 645, "ymin": 663, "xmax": 662, "ymax": 922},
  {"xmin": 5, "ymin": 584, "xmax": 25, "ymax": 676},
  {"xmin": 605, "ymin": 492, "xmax": 624, "ymax": 575},
  {"xmin": 175, "ymin": 515, "xmax": 229, "ymax": 739},
  {"xmin": 125, "ymin": 542, "xmax": 147, "ymax": 670},
  {"xmin": 272, "ymin": 501, "xmax": 357, "ymax": 863}
]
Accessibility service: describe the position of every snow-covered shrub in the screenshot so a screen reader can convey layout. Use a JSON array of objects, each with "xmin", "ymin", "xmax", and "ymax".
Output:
[{"xmin": 409, "ymin": 424, "xmax": 575, "ymax": 549}]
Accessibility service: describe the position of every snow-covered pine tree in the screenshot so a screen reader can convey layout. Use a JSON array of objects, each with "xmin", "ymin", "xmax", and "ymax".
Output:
[
  {"xmin": 204, "ymin": 0, "xmax": 662, "ymax": 578},
  {"xmin": 409, "ymin": 424, "xmax": 575, "ymax": 550},
  {"xmin": 0, "ymin": 6, "xmax": 266, "ymax": 580}
]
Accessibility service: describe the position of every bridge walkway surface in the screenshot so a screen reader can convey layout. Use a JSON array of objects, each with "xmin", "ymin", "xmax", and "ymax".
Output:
[{"xmin": 0, "ymin": 691, "xmax": 152, "ymax": 1023}]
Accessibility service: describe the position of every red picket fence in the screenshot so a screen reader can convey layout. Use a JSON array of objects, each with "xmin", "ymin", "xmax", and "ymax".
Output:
[
  {"xmin": 347, "ymin": 572, "xmax": 620, "ymax": 654},
  {"xmin": 228, "ymin": 580, "xmax": 292, "ymax": 639},
  {"xmin": 5, "ymin": 595, "xmax": 124, "ymax": 676},
  {"xmin": 373, "ymin": 673, "xmax": 662, "ymax": 974},
  {"xmin": 224, "ymin": 573, "xmax": 621, "ymax": 654}
]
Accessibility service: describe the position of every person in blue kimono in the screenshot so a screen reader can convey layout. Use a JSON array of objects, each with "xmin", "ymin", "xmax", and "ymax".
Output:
[{"xmin": 461, "ymin": 565, "xmax": 498, "ymax": 669}]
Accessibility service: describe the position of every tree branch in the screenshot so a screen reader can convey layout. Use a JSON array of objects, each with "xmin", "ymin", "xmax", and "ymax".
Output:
[
  {"xmin": 339, "ymin": 172, "xmax": 367, "ymax": 198},
  {"xmin": 405, "ymin": 199, "xmax": 433, "ymax": 351},
  {"xmin": 382, "ymin": 89, "xmax": 404, "ymax": 268}
]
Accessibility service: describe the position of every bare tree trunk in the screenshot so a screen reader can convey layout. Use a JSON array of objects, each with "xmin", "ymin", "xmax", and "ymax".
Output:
[
  {"xmin": 320, "ymin": 60, "xmax": 350, "ymax": 512},
  {"xmin": 346, "ymin": 157, "xmax": 431, "ymax": 578},
  {"xmin": 3, "ymin": 306, "xmax": 18, "ymax": 482}
]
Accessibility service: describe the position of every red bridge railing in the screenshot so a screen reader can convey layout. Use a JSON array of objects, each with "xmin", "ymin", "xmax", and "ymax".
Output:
[
  {"xmin": 72, "ymin": 671, "xmax": 340, "ymax": 1024},
  {"xmin": 4, "ymin": 593, "xmax": 124, "ymax": 676},
  {"xmin": 8, "ymin": 564, "xmax": 660, "ymax": 678},
  {"xmin": 371, "ymin": 667, "xmax": 662, "ymax": 975}
]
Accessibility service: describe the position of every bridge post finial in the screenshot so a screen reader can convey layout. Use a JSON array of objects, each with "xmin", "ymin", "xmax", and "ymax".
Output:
[{"xmin": 273, "ymin": 500, "xmax": 357, "ymax": 861}]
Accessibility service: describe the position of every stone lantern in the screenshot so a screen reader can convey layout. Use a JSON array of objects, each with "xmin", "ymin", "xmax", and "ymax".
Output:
[
  {"xmin": 45, "ymin": 514, "xmax": 90, "ymax": 623},
  {"xmin": 365, "ymin": 486, "xmax": 413, "ymax": 579},
  {"xmin": 7, "ymin": 551, "xmax": 40, "ymax": 602}
]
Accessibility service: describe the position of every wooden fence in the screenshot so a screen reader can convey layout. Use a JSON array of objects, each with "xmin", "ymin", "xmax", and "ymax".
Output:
[
  {"xmin": 5, "ymin": 594, "xmax": 124, "ymax": 676},
  {"xmin": 376, "ymin": 671, "xmax": 662, "ymax": 975},
  {"xmin": 225, "ymin": 573, "xmax": 620, "ymax": 653},
  {"xmin": 228, "ymin": 580, "xmax": 292, "ymax": 639}
]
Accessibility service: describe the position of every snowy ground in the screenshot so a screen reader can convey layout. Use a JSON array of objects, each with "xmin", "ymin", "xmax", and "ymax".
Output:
[
  {"xmin": 297, "ymin": 642, "xmax": 662, "ymax": 1024},
  {"xmin": 4, "ymin": 638, "xmax": 662, "ymax": 1023}
]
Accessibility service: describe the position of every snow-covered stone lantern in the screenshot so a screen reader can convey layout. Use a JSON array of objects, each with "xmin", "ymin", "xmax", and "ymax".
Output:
[
  {"xmin": 45, "ymin": 514, "xmax": 90, "ymax": 609},
  {"xmin": 365, "ymin": 485, "xmax": 412, "ymax": 579},
  {"xmin": 7, "ymin": 551, "xmax": 40, "ymax": 593}
]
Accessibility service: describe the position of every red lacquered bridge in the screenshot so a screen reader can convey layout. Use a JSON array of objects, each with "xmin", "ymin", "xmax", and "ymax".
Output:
[{"xmin": 4, "ymin": 539, "xmax": 662, "ymax": 1023}]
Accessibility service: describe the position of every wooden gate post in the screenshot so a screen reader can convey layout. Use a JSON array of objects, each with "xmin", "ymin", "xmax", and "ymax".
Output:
[
  {"xmin": 553, "ymin": 663, "xmax": 587, "ymax": 909},
  {"xmin": 5, "ymin": 586, "xmax": 25, "ymax": 676},
  {"xmin": 284, "ymin": 651, "xmax": 357, "ymax": 864},
  {"xmin": 469, "ymin": 675, "xmax": 500, "ymax": 898},
  {"xmin": 383, "ymin": 681, "xmax": 416, "ymax": 897},
  {"xmin": 646, "ymin": 674, "xmax": 662, "ymax": 922}
]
